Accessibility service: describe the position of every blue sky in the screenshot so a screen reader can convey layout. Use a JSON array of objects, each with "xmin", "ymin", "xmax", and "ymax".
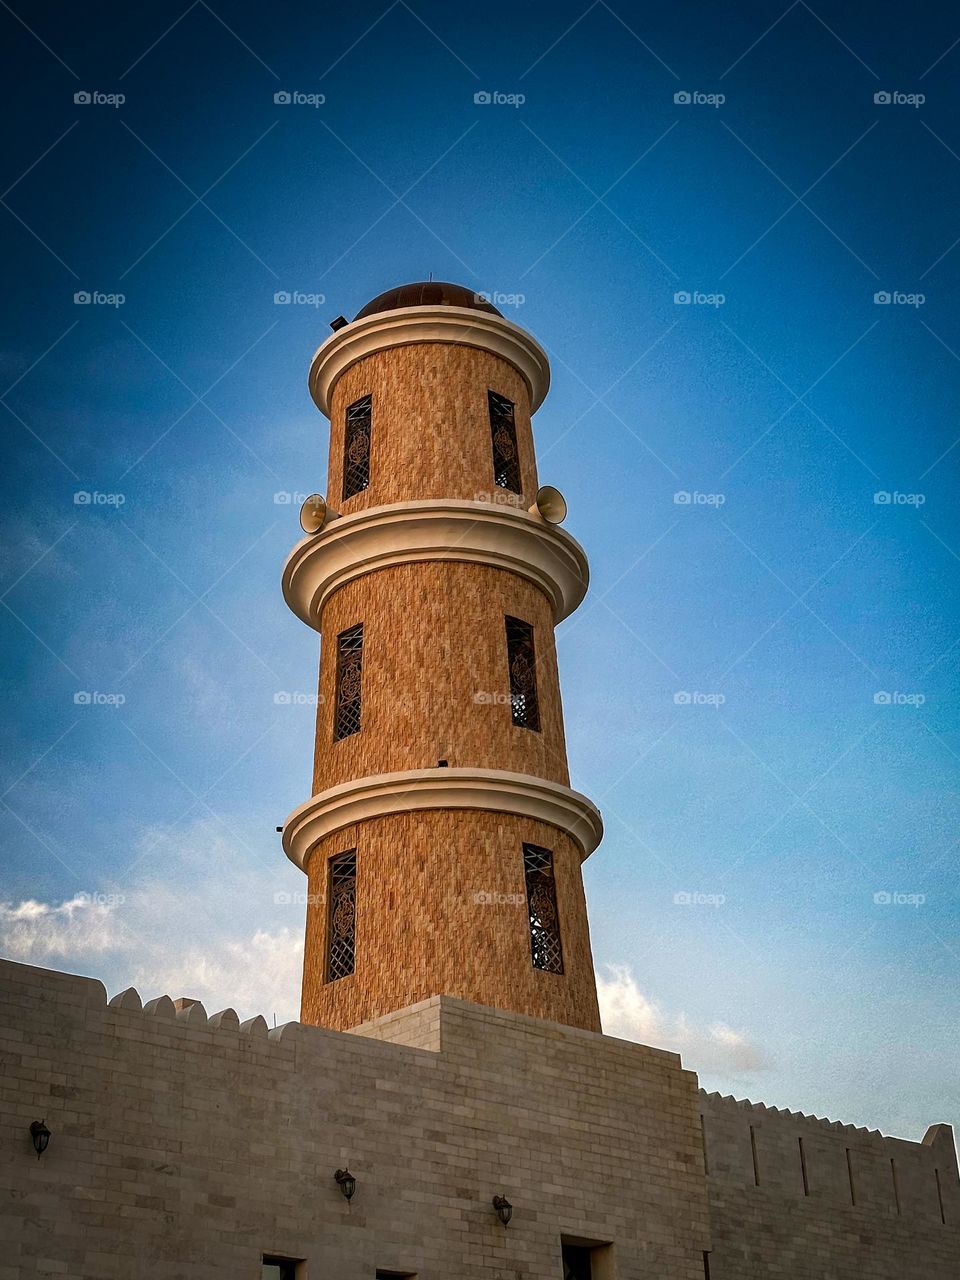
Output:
[{"xmin": 1, "ymin": 0, "xmax": 958, "ymax": 1140}]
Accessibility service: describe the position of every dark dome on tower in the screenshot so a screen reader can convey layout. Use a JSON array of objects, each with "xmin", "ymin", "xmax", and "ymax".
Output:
[{"xmin": 354, "ymin": 281, "xmax": 502, "ymax": 320}]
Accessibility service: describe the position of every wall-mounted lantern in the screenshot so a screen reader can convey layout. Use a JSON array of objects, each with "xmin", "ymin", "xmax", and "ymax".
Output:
[
  {"xmin": 492, "ymin": 1194, "xmax": 513, "ymax": 1226},
  {"xmin": 29, "ymin": 1120, "xmax": 51, "ymax": 1159},
  {"xmin": 334, "ymin": 1168, "xmax": 357, "ymax": 1201}
]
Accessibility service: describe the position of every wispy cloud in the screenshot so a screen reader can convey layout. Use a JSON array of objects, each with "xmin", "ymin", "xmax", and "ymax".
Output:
[
  {"xmin": 597, "ymin": 963, "xmax": 770, "ymax": 1076},
  {"xmin": 0, "ymin": 816, "xmax": 304, "ymax": 1022},
  {"xmin": 0, "ymin": 894, "xmax": 122, "ymax": 959}
]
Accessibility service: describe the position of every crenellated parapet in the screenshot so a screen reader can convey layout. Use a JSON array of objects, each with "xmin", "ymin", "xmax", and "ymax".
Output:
[
  {"xmin": 700, "ymin": 1087, "xmax": 959, "ymax": 1230},
  {"xmin": 0, "ymin": 956, "xmax": 711, "ymax": 1279},
  {"xmin": 107, "ymin": 987, "xmax": 282, "ymax": 1041}
]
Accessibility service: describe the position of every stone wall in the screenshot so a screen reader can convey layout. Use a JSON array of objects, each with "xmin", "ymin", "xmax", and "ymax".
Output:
[
  {"xmin": 4, "ymin": 956, "xmax": 957, "ymax": 1279},
  {"xmin": 0, "ymin": 959, "xmax": 707, "ymax": 1280},
  {"xmin": 701, "ymin": 1089, "xmax": 960, "ymax": 1278}
]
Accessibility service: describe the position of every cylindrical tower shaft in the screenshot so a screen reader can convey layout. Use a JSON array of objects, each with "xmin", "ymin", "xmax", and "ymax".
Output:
[{"xmin": 282, "ymin": 282, "xmax": 602, "ymax": 1033}]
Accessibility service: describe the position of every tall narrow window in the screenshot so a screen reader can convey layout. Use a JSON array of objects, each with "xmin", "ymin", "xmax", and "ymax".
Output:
[
  {"xmin": 523, "ymin": 843, "xmax": 563, "ymax": 974},
  {"xmin": 343, "ymin": 393, "xmax": 371, "ymax": 499},
  {"xmin": 334, "ymin": 623, "xmax": 363, "ymax": 740},
  {"xmin": 505, "ymin": 615, "xmax": 540, "ymax": 731},
  {"xmin": 326, "ymin": 850, "xmax": 357, "ymax": 981},
  {"xmin": 488, "ymin": 390, "xmax": 521, "ymax": 493}
]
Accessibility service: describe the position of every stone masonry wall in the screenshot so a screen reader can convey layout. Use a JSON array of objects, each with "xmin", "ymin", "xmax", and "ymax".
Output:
[
  {"xmin": 701, "ymin": 1089, "xmax": 960, "ymax": 1278},
  {"xmin": 0, "ymin": 959, "xmax": 708, "ymax": 1280}
]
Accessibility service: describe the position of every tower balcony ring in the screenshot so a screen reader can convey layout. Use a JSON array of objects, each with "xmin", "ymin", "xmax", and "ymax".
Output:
[
  {"xmin": 282, "ymin": 500, "xmax": 590, "ymax": 633},
  {"xmin": 308, "ymin": 305, "xmax": 551, "ymax": 416},
  {"xmin": 282, "ymin": 767, "xmax": 603, "ymax": 872}
]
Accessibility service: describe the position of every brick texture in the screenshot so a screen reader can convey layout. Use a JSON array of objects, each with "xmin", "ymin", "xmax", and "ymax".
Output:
[
  {"xmin": 300, "ymin": 812, "xmax": 601, "ymax": 1032},
  {"xmin": 326, "ymin": 343, "xmax": 538, "ymax": 510},
  {"xmin": 299, "ymin": 335, "xmax": 597, "ymax": 1035},
  {"xmin": 312, "ymin": 561, "xmax": 570, "ymax": 792},
  {"xmin": 701, "ymin": 1090, "xmax": 960, "ymax": 1278},
  {"xmin": 0, "ymin": 961, "xmax": 710, "ymax": 1280}
]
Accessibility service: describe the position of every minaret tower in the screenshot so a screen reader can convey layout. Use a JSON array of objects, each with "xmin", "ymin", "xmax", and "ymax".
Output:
[{"xmin": 281, "ymin": 281, "xmax": 603, "ymax": 1033}]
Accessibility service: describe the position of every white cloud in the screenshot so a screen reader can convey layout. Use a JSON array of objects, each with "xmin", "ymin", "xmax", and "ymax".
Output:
[
  {"xmin": 127, "ymin": 926, "xmax": 302, "ymax": 1024},
  {"xmin": 0, "ymin": 894, "xmax": 123, "ymax": 959},
  {"xmin": 597, "ymin": 963, "xmax": 769, "ymax": 1076},
  {"xmin": 0, "ymin": 816, "xmax": 305, "ymax": 1023}
]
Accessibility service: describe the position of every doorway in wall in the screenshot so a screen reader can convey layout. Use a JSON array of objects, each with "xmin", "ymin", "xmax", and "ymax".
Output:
[
  {"xmin": 562, "ymin": 1244, "xmax": 593, "ymax": 1279},
  {"xmin": 561, "ymin": 1238, "xmax": 614, "ymax": 1279}
]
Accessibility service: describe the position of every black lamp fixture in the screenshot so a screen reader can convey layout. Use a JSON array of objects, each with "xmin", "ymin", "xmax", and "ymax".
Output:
[
  {"xmin": 492, "ymin": 1194, "xmax": 513, "ymax": 1226},
  {"xmin": 334, "ymin": 1168, "xmax": 357, "ymax": 1201},
  {"xmin": 29, "ymin": 1120, "xmax": 51, "ymax": 1158}
]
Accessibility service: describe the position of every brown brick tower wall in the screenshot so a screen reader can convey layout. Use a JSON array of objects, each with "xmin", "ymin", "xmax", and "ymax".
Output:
[
  {"xmin": 285, "ymin": 293, "xmax": 602, "ymax": 1033},
  {"xmin": 326, "ymin": 345, "xmax": 538, "ymax": 508},
  {"xmin": 301, "ymin": 813, "xmax": 596, "ymax": 1030},
  {"xmin": 312, "ymin": 562, "xmax": 570, "ymax": 793}
]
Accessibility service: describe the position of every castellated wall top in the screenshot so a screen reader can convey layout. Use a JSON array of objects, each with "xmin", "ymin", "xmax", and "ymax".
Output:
[
  {"xmin": 699, "ymin": 1087, "xmax": 959, "ymax": 1279},
  {"xmin": 0, "ymin": 956, "xmax": 709, "ymax": 1280},
  {"xmin": 2, "ymin": 956, "xmax": 958, "ymax": 1279}
]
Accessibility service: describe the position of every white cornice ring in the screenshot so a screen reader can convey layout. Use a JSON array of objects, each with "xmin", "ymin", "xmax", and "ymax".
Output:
[
  {"xmin": 282, "ymin": 500, "xmax": 589, "ymax": 633},
  {"xmin": 308, "ymin": 306, "xmax": 551, "ymax": 415},
  {"xmin": 282, "ymin": 768, "xmax": 603, "ymax": 871}
]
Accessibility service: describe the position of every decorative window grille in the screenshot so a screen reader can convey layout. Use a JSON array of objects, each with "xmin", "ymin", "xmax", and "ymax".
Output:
[
  {"xmin": 343, "ymin": 394, "xmax": 371, "ymax": 499},
  {"xmin": 488, "ymin": 390, "xmax": 521, "ymax": 493},
  {"xmin": 505, "ymin": 615, "xmax": 540, "ymax": 731},
  {"xmin": 523, "ymin": 843, "xmax": 563, "ymax": 974},
  {"xmin": 334, "ymin": 623, "xmax": 363, "ymax": 740},
  {"xmin": 326, "ymin": 850, "xmax": 357, "ymax": 981}
]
